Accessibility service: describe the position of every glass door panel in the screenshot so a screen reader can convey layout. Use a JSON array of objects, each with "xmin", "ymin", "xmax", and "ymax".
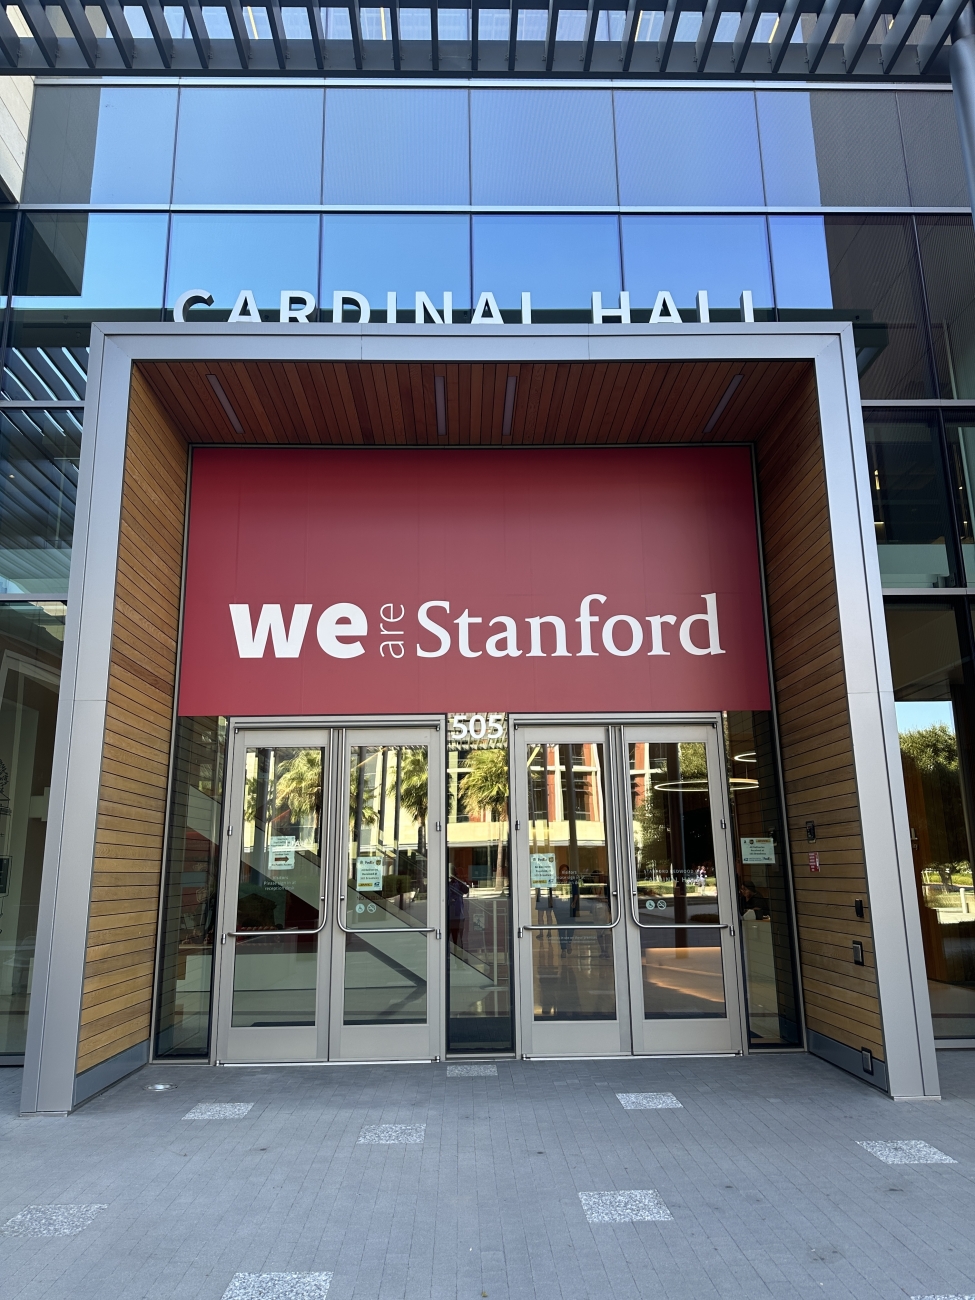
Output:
[
  {"xmin": 343, "ymin": 744, "xmax": 429, "ymax": 1026},
  {"xmin": 624, "ymin": 727, "xmax": 742, "ymax": 1055},
  {"xmin": 515, "ymin": 729, "xmax": 626, "ymax": 1056},
  {"xmin": 330, "ymin": 728, "xmax": 444, "ymax": 1061},
  {"xmin": 628, "ymin": 741, "xmax": 726, "ymax": 1021},
  {"xmin": 216, "ymin": 731, "xmax": 330, "ymax": 1063}
]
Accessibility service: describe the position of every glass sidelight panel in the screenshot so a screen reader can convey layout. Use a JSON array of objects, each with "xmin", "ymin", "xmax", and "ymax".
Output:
[
  {"xmin": 629, "ymin": 741, "xmax": 726, "ymax": 1018},
  {"xmin": 344, "ymin": 745, "xmax": 429, "ymax": 1025},
  {"xmin": 446, "ymin": 714, "xmax": 513, "ymax": 1052},
  {"xmin": 527, "ymin": 742, "xmax": 616, "ymax": 1020},
  {"xmin": 231, "ymin": 746, "xmax": 324, "ymax": 1028}
]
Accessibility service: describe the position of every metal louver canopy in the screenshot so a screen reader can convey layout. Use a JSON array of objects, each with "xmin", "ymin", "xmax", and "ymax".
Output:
[{"xmin": 0, "ymin": 0, "xmax": 964, "ymax": 77}]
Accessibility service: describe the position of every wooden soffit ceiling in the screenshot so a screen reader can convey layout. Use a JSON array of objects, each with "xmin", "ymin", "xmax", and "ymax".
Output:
[{"xmin": 136, "ymin": 358, "xmax": 813, "ymax": 447}]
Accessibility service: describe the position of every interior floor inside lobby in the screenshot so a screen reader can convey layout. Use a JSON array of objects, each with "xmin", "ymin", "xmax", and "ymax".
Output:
[{"xmin": 0, "ymin": 1052, "xmax": 974, "ymax": 1300}]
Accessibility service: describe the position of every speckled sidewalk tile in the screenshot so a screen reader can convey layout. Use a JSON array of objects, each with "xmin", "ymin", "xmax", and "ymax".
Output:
[
  {"xmin": 221, "ymin": 1273, "xmax": 332, "ymax": 1299},
  {"xmin": 183, "ymin": 1102, "xmax": 254, "ymax": 1119},
  {"xmin": 578, "ymin": 1190, "xmax": 673, "ymax": 1223},
  {"xmin": 616, "ymin": 1092, "xmax": 682, "ymax": 1109},
  {"xmin": 357, "ymin": 1124, "xmax": 426, "ymax": 1144},
  {"xmin": 1, "ymin": 1205, "xmax": 107, "ymax": 1237},
  {"xmin": 857, "ymin": 1140, "xmax": 956, "ymax": 1164},
  {"xmin": 446, "ymin": 1064, "xmax": 498, "ymax": 1077}
]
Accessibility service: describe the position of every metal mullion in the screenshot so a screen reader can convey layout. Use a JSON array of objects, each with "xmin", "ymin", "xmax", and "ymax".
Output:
[{"xmin": 937, "ymin": 407, "xmax": 972, "ymax": 592}]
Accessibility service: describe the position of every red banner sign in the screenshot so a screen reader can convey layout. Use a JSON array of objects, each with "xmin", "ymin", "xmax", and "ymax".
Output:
[{"xmin": 178, "ymin": 447, "xmax": 770, "ymax": 717}]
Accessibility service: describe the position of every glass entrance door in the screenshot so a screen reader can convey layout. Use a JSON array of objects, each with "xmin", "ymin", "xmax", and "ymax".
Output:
[
  {"xmin": 513, "ymin": 723, "xmax": 743, "ymax": 1058},
  {"xmin": 213, "ymin": 725, "xmax": 443, "ymax": 1063}
]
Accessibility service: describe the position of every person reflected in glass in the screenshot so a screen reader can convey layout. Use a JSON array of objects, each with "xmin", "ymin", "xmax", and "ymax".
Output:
[
  {"xmin": 448, "ymin": 869, "xmax": 470, "ymax": 950},
  {"xmin": 738, "ymin": 878, "xmax": 769, "ymax": 921}
]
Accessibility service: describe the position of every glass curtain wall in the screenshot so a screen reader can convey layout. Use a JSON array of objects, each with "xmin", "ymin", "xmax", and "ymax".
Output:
[{"xmin": 0, "ymin": 602, "xmax": 65, "ymax": 1057}]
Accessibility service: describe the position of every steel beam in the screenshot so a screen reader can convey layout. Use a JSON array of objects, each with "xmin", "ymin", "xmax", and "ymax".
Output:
[
  {"xmin": 182, "ymin": 0, "xmax": 212, "ymax": 65},
  {"xmin": 266, "ymin": 0, "xmax": 288, "ymax": 67},
  {"xmin": 143, "ymin": 0, "xmax": 174, "ymax": 66},
  {"xmin": 919, "ymin": 0, "xmax": 969, "ymax": 69},
  {"xmin": 19, "ymin": 0, "xmax": 58, "ymax": 67},
  {"xmin": 225, "ymin": 0, "xmax": 252, "ymax": 66},
  {"xmin": 695, "ymin": 0, "xmax": 723, "ymax": 69},
  {"xmin": 880, "ymin": 0, "xmax": 924, "ymax": 69},
  {"xmin": 806, "ymin": 0, "xmax": 843, "ymax": 72},
  {"xmin": 768, "ymin": 0, "xmax": 802, "ymax": 71},
  {"xmin": 59, "ymin": 0, "xmax": 99, "ymax": 67},
  {"xmin": 843, "ymin": 0, "xmax": 884, "ymax": 69},
  {"xmin": 732, "ymin": 0, "xmax": 763, "ymax": 71},
  {"xmin": 102, "ymin": 0, "xmax": 135, "ymax": 66}
]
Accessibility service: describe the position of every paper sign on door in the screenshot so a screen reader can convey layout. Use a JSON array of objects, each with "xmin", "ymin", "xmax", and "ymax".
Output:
[
  {"xmin": 268, "ymin": 835, "xmax": 296, "ymax": 870},
  {"xmin": 530, "ymin": 853, "xmax": 557, "ymax": 888},
  {"xmin": 741, "ymin": 837, "xmax": 775, "ymax": 864},
  {"xmin": 356, "ymin": 856, "xmax": 383, "ymax": 891}
]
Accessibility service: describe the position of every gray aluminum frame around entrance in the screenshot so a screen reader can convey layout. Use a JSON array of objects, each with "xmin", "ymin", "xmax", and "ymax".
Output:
[{"xmin": 17, "ymin": 318, "xmax": 940, "ymax": 1114}]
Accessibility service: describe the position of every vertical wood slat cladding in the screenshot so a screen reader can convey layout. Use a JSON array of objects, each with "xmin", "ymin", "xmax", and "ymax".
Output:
[
  {"xmin": 76, "ymin": 369, "xmax": 188, "ymax": 1076},
  {"xmin": 80, "ymin": 357, "xmax": 881, "ymax": 1075},
  {"xmin": 756, "ymin": 369, "xmax": 883, "ymax": 1059}
]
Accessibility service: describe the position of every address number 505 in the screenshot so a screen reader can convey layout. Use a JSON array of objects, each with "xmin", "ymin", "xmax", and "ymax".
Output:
[{"xmin": 450, "ymin": 713, "xmax": 505, "ymax": 741}]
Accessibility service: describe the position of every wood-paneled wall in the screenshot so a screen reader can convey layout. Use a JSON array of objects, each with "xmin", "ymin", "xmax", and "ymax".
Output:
[
  {"xmin": 76, "ymin": 370, "xmax": 188, "ymax": 1077},
  {"xmin": 756, "ymin": 368, "xmax": 883, "ymax": 1061},
  {"xmin": 77, "ymin": 356, "xmax": 883, "ymax": 1075}
]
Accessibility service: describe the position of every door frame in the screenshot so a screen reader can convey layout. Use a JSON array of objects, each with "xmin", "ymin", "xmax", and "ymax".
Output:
[
  {"xmin": 508, "ymin": 712, "xmax": 748, "ymax": 1060},
  {"xmin": 210, "ymin": 714, "xmax": 444, "ymax": 1066}
]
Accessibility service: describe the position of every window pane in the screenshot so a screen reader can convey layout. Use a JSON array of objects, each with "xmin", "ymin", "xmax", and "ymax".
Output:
[
  {"xmin": 22, "ymin": 85, "xmax": 99, "ymax": 204},
  {"xmin": 897, "ymin": 91, "xmax": 968, "ymax": 209},
  {"xmin": 621, "ymin": 216, "xmax": 771, "ymax": 314},
  {"xmin": 0, "ymin": 600, "xmax": 66, "ymax": 1056},
  {"xmin": 471, "ymin": 90, "xmax": 617, "ymax": 206},
  {"xmin": 322, "ymin": 214, "xmax": 470, "ymax": 315},
  {"xmin": 167, "ymin": 214, "xmax": 320, "ymax": 316},
  {"xmin": 725, "ymin": 711, "xmax": 800, "ymax": 1046},
  {"xmin": 863, "ymin": 413, "xmax": 957, "ymax": 589},
  {"xmin": 615, "ymin": 90, "xmax": 764, "ymax": 206},
  {"xmin": 5, "ymin": 214, "xmax": 168, "ymax": 401},
  {"xmin": 755, "ymin": 92, "xmax": 821, "ymax": 206},
  {"xmin": 916, "ymin": 216, "xmax": 975, "ymax": 402},
  {"xmin": 90, "ymin": 87, "xmax": 177, "ymax": 204},
  {"xmin": 155, "ymin": 717, "xmax": 226, "ymax": 1057},
  {"xmin": 0, "ymin": 409, "xmax": 81, "ymax": 596},
  {"xmin": 324, "ymin": 88, "xmax": 468, "ymax": 205},
  {"xmin": 885, "ymin": 600, "xmax": 975, "ymax": 1039},
  {"xmin": 810, "ymin": 91, "xmax": 910, "ymax": 206},
  {"xmin": 824, "ymin": 215, "xmax": 933, "ymax": 401},
  {"xmin": 173, "ymin": 88, "xmax": 324, "ymax": 204},
  {"xmin": 474, "ymin": 215, "xmax": 619, "ymax": 313},
  {"xmin": 945, "ymin": 420, "xmax": 975, "ymax": 584},
  {"xmin": 447, "ymin": 714, "xmax": 513, "ymax": 1053},
  {"xmin": 768, "ymin": 216, "xmax": 833, "ymax": 309}
]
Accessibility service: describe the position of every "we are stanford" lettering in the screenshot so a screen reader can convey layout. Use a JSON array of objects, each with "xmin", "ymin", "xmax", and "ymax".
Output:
[{"xmin": 229, "ymin": 593, "xmax": 726, "ymax": 662}]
